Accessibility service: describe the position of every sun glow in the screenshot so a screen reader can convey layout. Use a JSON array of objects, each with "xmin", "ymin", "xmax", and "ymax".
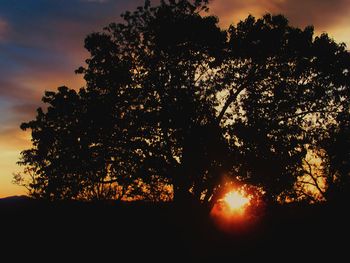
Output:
[
  {"xmin": 210, "ymin": 186, "xmax": 264, "ymax": 232},
  {"xmin": 211, "ymin": 188, "xmax": 252, "ymax": 220},
  {"xmin": 222, "ymin": 190, "xmax": 251, "ymax": 213}
]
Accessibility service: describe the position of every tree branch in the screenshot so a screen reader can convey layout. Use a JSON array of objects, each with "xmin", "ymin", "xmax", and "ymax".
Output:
[
  {"xmin": 216, "ymin": 63, "xmax": 259, "ymax": 124},
  {"xmin": 194, "ymin": 62, "xmax": 209, "ymax": 84},
  {"xmin": 216, "ymin": 85, "xmax": 245, "ymax": 124},
  {"xmin": 276, "ymin": 109, "xmax": 340, "ymax": 123},
  {"xmin": 303, "ymin": 160, "xmax": 326, "ymax": 198},
  {"xmin": 295, "ymin": 189, "xmax": 317, "ymax": 202}
]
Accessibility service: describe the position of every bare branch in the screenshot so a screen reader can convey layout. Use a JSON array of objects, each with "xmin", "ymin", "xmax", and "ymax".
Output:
[
  {"xmin": 216, "ymin": 85, "xmax": 245, "ymax": 123},
  {"xmin": 276, "ymin": 109, "xmax": 340, "ymax": 123},
  {"xmin": 295, "ymin": 189, "xmax": 317, "ymax": 202},
  {"xmin": 302, "ymin": 160, "xmax": 326, "ymax": 198},
  {"xmin": 216, "ymin": 63, "xmax": 259, "ymax": 124}
]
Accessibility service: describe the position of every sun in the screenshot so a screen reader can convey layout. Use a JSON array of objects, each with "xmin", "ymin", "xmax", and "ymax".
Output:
[
  {"xmin": 221, "ymin": 190, "xmax": 251, "ymax": 214},
  {"xmin": 210, "ymin": 186, "xmax": 263, "ymax": 232}
]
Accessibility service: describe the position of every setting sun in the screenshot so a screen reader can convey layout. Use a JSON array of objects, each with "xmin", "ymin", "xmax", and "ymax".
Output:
[
  {"xmin": 223, "ymin": 190, "xmax": 251, "ymax": 213},
  {"xmin": 210, "ymin": 188, "xmax": 256, "ymax": 232}
]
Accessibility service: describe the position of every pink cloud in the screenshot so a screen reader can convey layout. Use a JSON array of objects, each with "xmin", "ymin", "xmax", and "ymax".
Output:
[{"xmin": 0, "ymin": 17, "xmax": 9, "ymax": 42}]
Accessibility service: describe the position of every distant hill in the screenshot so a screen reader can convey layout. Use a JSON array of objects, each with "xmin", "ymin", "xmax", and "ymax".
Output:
[{"xmin": 0, "ymin": 195, "xmax": 30, "ymax": 203}]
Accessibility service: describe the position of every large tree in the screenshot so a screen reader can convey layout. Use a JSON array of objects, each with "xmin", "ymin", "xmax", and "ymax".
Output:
[{"xmin": 17, "ymin": 0, "xmax": 350, "ymax": 205}]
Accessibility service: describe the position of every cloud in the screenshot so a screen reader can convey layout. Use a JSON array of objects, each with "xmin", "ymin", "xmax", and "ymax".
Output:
[
  {"xmin": 0, "ymin": 79, "xmax": 39, "ymax": 102},
  {"xmin": 209, "ymin": 0, "xmax": 350, "ymax": 32},
  {"xmin": 0, "ymin": 17, "xmax": 9, "ymax": 42},
  {"xmin": 0, "ymin": 127, "xmax": 31, "ymax": 151},
  {"xmin": 11, "ymin": 103, "xmax": 39, "ymax": 119},
  {"xmin": 274, "ymin": 0, "xmax": 350, "ymax": 29},
  {"xmin": 81, "ymin": 0, "xmax": 110, "ymax": 2}
]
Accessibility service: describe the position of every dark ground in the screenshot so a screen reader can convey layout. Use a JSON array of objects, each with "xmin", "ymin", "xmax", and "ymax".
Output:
[{"xmin": 0, "ymin": 196, "xmax": 348, "ymax": 261}]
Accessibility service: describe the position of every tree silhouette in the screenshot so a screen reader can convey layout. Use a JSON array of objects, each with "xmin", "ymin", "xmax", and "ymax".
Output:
[
  {"xmin": 224, "ymin": 15, "xmax": 350, "ymax": 203},
  {"xmin": 319, "ymin": 111, "xmax": 350, "ymax": 203},
  {"xmin": 17, "ymin": 0, "xmax": 350, "ymax": 206}
]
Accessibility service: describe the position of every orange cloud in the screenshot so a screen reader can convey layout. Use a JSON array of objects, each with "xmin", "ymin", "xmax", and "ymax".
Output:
[
  {"xmin": 209, "ymin": 0, "xmax": 350, "ymax": 29},
  {"xmin": 0, "ymin": 127, "xmax": 31, "ymax": 151},
  {"xmin": 273, "ymin": 0, "xmax": 350, "ymax": 29},
  {"xmin": 209, "ymin": 0, "xmax": 350, "ymax": 47},
  {"xmin": 209, "ymin": 0, "xmax": 275, "ymax": 27}
]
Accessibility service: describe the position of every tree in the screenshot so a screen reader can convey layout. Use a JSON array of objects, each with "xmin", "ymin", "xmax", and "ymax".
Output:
[
  {"xmin": 17, "ymin": 0, "xmax": 350, "ymax": 206},
  {"xmin": 223, "ymin": 14, "xmax": 350, "ymax": 202},
  {"xmin": 320, "ymin": 111, "xmax": 350, "ymax": 203},
  {"xmin": 76, "ymin": 0, "xmax": 229, "ymax": 204}
]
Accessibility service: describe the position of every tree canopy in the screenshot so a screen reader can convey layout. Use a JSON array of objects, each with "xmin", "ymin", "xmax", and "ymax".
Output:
[{"xmin": 17, "ymin": 0, "xmax": 350, "ymax": 206}]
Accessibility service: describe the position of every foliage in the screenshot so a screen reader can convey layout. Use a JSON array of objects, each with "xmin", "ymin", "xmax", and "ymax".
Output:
[
  {"xmin": 17, "ymin": 0, "xmax": 350, "ymax": 205},
  {"xmin": 321, "ymin": 111, "xmax": 350, "ymax": 203}
]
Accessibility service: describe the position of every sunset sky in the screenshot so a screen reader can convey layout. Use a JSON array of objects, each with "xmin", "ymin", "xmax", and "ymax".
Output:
[{"xmin": 1, "ymin": 0, "xmax": 350, "ymax": 198}]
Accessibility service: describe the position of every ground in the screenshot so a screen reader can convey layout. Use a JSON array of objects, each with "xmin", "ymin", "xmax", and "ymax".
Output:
[{"xmin": 1, "ymin": 197, "xmax": 348, "ymax": 261}]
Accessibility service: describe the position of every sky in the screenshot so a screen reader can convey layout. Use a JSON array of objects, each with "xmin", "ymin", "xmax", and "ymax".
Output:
[{"xmin": 1, "ymin": 0, "xmax": 350, "ymax": 198}]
